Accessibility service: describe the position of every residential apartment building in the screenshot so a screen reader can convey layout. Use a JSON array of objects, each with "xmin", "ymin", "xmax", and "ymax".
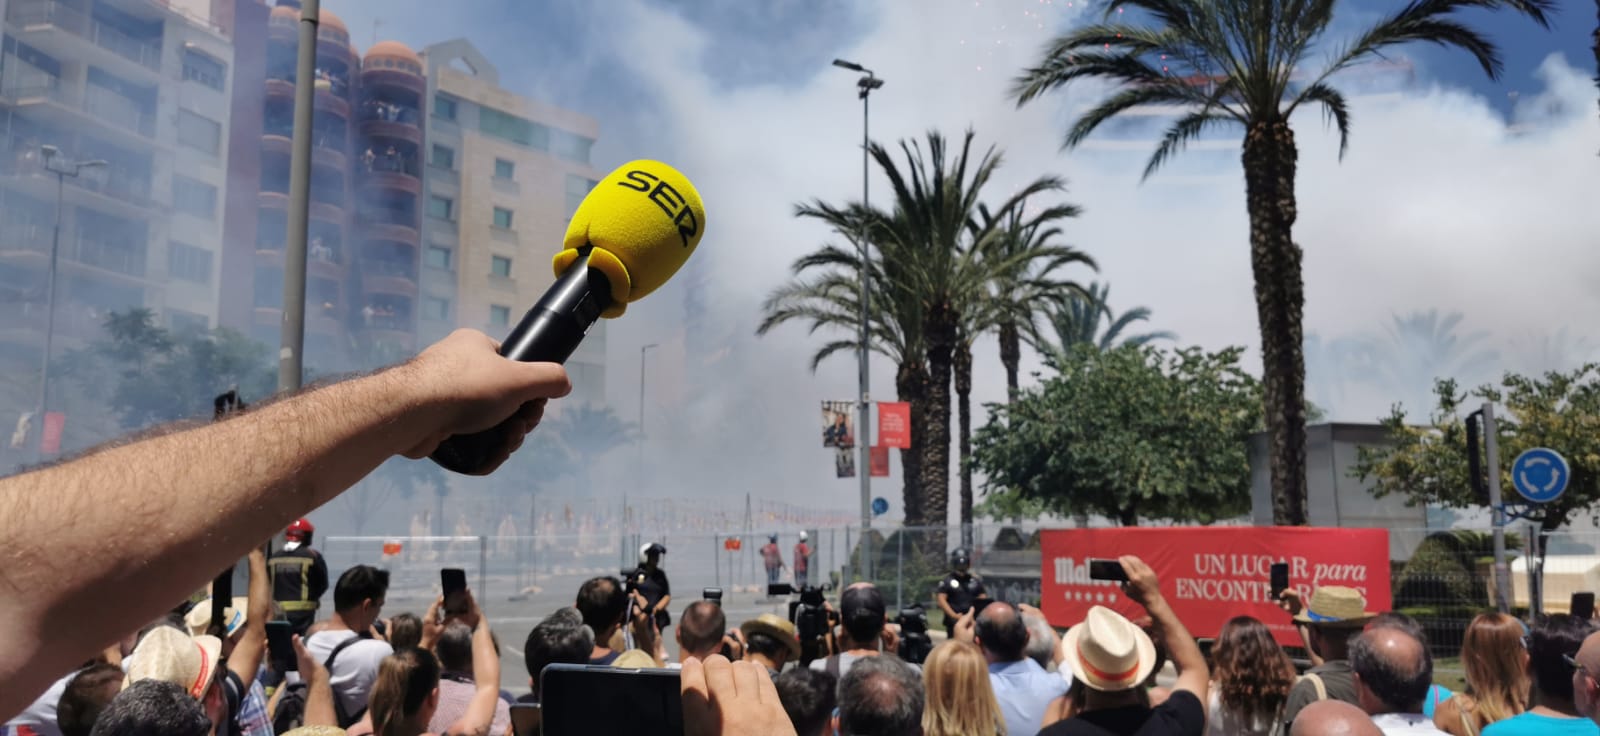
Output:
[
  {"xmin": 418, "ymin": 39, "xmax": 605, "ymax": 405},
  {"xmin": 0, "ymin": 0, "xmax": 239, "ymax": 447}
]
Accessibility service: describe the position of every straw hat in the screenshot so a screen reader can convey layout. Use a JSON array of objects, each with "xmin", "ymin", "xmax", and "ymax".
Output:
[
  {"xmin": 740, "ymin": 613, "xmax": 801, "ymax": 659},
  {"xmin": 280, "ymin": 728, "xmax": 347, "ymax": 736},
  {"xmin": 1060, "ymin": 606, "xmax": 1157, "ymax": 692},
  {"xmin": 612, "ymin": 649, "xmax": 659, "ymax": 668},
  {"xmin": 184, "ymin": 596, "xmax": 250, "ymax": 638},
  {"xmin": 1294, "ymin": 586, "xmax": 1377, "ymax": 627},
  {"xmin": 125, "ymin": 626, "xmax": 223, "ymax": 701}
]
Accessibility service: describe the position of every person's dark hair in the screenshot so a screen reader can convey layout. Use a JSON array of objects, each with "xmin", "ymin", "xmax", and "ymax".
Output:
[
  {"xmin": 678, "ymin": 601, "xmax": 727, "ymax": 659},
  {"xmin": 369, "ymin": 647, "xmax": 442, "ymax": 736},
  {"xmin": 1211, "ymin": 616, "xmax": 1297, "ymax": 718},
  {"xmin": 747, "ymin": 632, "xmax": 788, "ymax": 660},
  {"xmin": 837, "ymin": 655, "xmax": 924, "ymax": 736},
  {"xmin": 88, "ymin": 680, "xmax": 210, "ymax": 736},
  {"xmin": 333, "ymin": 565, "xmax": 390, "ymax": 612},
  {"xmin": 58, "ymin": 663, "xmax": 125, "ymax": 736},
  {"xmin": 435, "ymin": 621, "xmax": 474, "ymax": 674},
  {"xmin": 1368, "ymin": 612, "xmax": 1427, "ymax": 643},
  {"xmin": 1528, "ymin": 613, "xmax": 1594, "ymax": 701},
  {"xmin": 577, "ymin": 576, "xmax": 628, "ymax": 635},
  {"xmin": 974, "ymin": 603, "xmax": 1028, "ymax": 662},
  {"xmin": 776, "ymin": 668, "xmax": 838, "ymax": 736},
  {"xmin": 1350, "ymin": 626, "xmax": 1432, "ymax": 713},
  {"xmin": 523, "ymin": 607, "xmax": 593, "ymax": 697},
  {"xmin": 387, "ymin": 613, "xmax": 423, "ymax": 651}
]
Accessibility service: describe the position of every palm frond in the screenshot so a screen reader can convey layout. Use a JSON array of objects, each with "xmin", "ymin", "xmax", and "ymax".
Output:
[
  {"xmin": 1288, "ymin": 82, "xmax": 1351, "ymax": 158},
  {"xmin": 1144, "ymin": 110, "xmax": 1235, "ymax": 180}
]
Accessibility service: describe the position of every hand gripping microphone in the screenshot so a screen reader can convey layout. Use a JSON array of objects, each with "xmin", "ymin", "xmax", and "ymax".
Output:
[{"xmin": 429, "ymin": 160, "xmax": 705, "ymax": 474}]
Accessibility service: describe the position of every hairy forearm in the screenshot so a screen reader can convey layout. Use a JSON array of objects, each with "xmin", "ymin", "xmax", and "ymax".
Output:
[{"xmin": 0, "ymin": 364, "xmax": 437, "ymax": 717}]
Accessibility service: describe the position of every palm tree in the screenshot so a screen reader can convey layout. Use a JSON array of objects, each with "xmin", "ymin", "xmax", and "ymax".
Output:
[
  {"xmin": 1034, "ymin": 282, "xmax": 1173, "ymax": 364},
  {"xmin": 1012, "ymin": 0, "xmax": 1551, "ymax": 525},
  {"xmin": 759, "ymin": 216, "xmax": 931, "ymax": 526},
  {"xmin": 954, "ymin": 199, "xmax": 1095, "ymax": 544},
  {"xmin": 548, "ymin": 403, "xmax": 637, "ymax": 498},
  {"xmin": 1373, "ymin": 309, "xmax": 1498, "ymax": 411}
]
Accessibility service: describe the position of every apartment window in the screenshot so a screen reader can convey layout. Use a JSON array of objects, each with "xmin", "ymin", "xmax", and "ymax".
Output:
[
  {"xmin": 425, "ymin": 245, "xmax": 451, "ymax": 270},
  {"xmin": 489, "ymin": 305, "xmax": 510, "ymax": 327},
  {"xmin": 173, "ymin": 176, "xmax": 217, "ymax": 219},
  {"xmin": 490, "ymin": 255, "xmax": 512, "ymax": 278},
  {"xmin": 427, "ymin": 195, "xmax": 453, "ymax": 221},
  {"xmin": 430, "ymin": 144, "xmax": 455, "ymax": 170},
  {"xmin": 177, "ymin": 110, "xmax": 221, "ymax": 155},
  {"xmin": 422, "ymin": 296, "xmax": 449, "ymax": 321},
  {"xmin": 168, "ymin": 241, "xmax": 213, "ymax": 285},
  {"xmin": 551, "ymin": 130, "xmax": 595, "ymax": 165},
  {"xmin": 565, "ymin": 174, "xmax": 598, "ymax": 215},
  {"xmin": 492, "ymin": 207, "xmax": 513, "ymax": 229},
  {"xmin": 168, "ymin": 308, "xmax": 209, "ymax": 333},
  {"xmin": 479, "ymin": 107, "xmax": 548, "ymax": 149},
  {"xmin": 181, "ymin": 48, "xmax": 226, "ymax": 92},
  {"xmin": 433, "ymin": 94, "xmax": 458, "ymax": 121},
  {"xmin": 493, "ymin": 158, "xmax": 514, "ymax": 180}
]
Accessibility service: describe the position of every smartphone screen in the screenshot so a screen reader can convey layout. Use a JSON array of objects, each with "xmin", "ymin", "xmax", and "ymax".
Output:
[
  {"xmin": 540, "ymin": 664, "xmax": 680, "ymax": 736},
  {"xmin": 1574, "ymin": 592, "xmax": 1595, "ymax": 620},
  {"xmin": 971, "ymin": 598, "xmax": 995, "ymax": 617},
  {"xmin": 509, "ymin": 704, "xmax": 539, "ymax": 736},
  {"xmin": 1088, "ymin": 559, "xmax": 1129, "ymax": 582},
  {"xmin": 265, "ymin": 621, "xmax": 296, "ymax": 672},
  {"xmin": 1270, "ymin": 562, "xmax": 1290, "ymax": 599},
  {"xmin": 442, "ymin": 568, "xmax": 468, "ymax": 615}
]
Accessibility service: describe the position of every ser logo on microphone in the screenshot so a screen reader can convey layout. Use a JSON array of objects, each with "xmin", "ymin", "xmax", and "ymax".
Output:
[{"xmin": 618, "ymin": 170, "xmax": 698, "ymax": 248}]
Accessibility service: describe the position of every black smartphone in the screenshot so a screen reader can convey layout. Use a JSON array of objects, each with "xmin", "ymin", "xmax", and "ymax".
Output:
[
  {"xmin": 540, "ymin": 664, "xmax": 681, "ymax": 736},
  {"xmin": 1574, "ymin": 592, "xmax": 1596, "ymax": 620},
  {"xmin": 1270, "ymin": 562, "xmax": 1290, "ymax": 600},
  {"xmin": 767, "ymin": 582, "xmax": 795, "ymax": 597},
  {"xmin": 442, "ymin": 568, "xmax": 468, "ymax": 616},
  {"xmin": 265, "ymin": 621, "xmax": 296, "ymax": 672},
  {"xmin": 702, "ymin": 587, "xmax": 723, "ymax": 606},
  {"xmin": 1088, "ymin": 559, "xmax": 1129, "ymax": 582},
  {"xmin": 971, "ymin": 598, "xmax": 996, "ymax": 617},
  {"xmin": 210, "ymin": 564, "xmax": 235, "ymax": 637},
  {"xmin": 509, "ymin": 703, "xmax": 540, "ymax": 736}
]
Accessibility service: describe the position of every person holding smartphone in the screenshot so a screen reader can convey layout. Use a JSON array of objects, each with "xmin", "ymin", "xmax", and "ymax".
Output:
[{"xmin": 936, "ymin": 548, "xmax": 987, "ymax": 640}]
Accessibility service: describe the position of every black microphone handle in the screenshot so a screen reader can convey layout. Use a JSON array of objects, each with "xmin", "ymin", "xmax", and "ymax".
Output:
[{"xmin": 429, "ymin": 250, "xmax": 613, "ymax": 474}]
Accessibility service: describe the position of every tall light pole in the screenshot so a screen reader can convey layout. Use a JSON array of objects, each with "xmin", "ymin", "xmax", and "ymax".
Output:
[
  {"xmin": 633, "ymin": 343, "xmax": 658, "ymax": 529},
  {"xmin": 35, "ymin": 145, "xmax": 105, "ymax": 460},
  {"xmin": 279, "ymin": 0, "xmax": 320, "ymax": 393},
  {"xmin": 832, "ymin": 59, "xmax": 883, "ymax": 552}
]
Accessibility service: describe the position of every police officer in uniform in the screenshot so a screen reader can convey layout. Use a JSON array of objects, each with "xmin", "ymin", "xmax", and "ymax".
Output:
[
  {"xmin": 268, "ymin": 518, "xmax": 328, "ymax": 636},
  {"xmin": 936, "ymin": 547, "xmax": 987, "ymax": 639},
  {"xmin": 628, "ymin": 542, "xmax": 673, "ymax": 632}
]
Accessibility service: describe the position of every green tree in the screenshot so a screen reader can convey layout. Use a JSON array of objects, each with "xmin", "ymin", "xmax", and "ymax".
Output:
[
  {"xmin": 972, "ymin": 344, "xmax": 1260, "ymax": 525},
  {"xmin": 1355, "ymin": 368, "xmax": 1600, "ymax": 536},
  {"xmin": 1033, "ymin": 282, "xmax": 1173, "ymax": 363},
  {"xmin": 548, "ymin": 403, "xmax": 636, "ymax": 498},
  {"xmin": 1012, "ymin": 0, "xmax": 1551, "ymax": 525}
]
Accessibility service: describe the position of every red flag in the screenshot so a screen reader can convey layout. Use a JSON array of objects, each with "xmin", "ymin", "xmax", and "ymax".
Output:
[
  {"xmin": 40, "ymin": 411, "xmax": 65, "ymax": 454},
  {"xmin": 870, "ymin": 446, "xmax": 890, "ymax": 477},
  {"xmin": 878, "ymin": 402, "xmax": 911, "ymax": 449}
]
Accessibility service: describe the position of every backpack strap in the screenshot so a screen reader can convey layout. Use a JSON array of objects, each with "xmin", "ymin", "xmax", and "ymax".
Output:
[
  {"xmin": 1299, "ymin": 672, "xmax": 1328, "ymax": 702},
  {"xmin": 825, "ymin": 655, "xmax": 842, "ymax": 679},
  {"xmin": 319, "ymin": 635, "xmax": 370, "ymax": 727}
]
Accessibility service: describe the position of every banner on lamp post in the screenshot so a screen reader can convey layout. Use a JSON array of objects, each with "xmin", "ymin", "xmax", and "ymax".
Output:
[
  {"xmin": 878, "ymin": 402, "xmax": 910, "ymax": 449},
  {"xmin": 40, "ymin": 411, "xmax": 65, "ymax": 455},
  {"xmin": 821, "ymin": 401, "xmax": 855, "ymax": 449},
  {"xmin": 869, "ymin": 446, "xmax": 890, "ymax": 477},
  {"xmin": 833, "ymin": 447, "xmax": 856, "ymax": 478}
]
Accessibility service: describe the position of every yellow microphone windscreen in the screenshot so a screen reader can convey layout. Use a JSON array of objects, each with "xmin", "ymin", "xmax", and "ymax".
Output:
[{"xmin": 554, "ymin": 160, "xmax": 705, "ymax": 318}]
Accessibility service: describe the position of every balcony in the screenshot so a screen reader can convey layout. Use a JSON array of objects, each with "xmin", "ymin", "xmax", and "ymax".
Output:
[
  {"xmin": 265, "ymin": 77, "xmax": 293, "ymax": 100},
  {"xmin": 5, "ymin": 82, "xmax": 156, "ymax": 149},
  {"xmin": 359, "ymin": 117, "xmax": 421, "ymax": 146},
  {"xmin": 68, "ymin": 234, "xmax": 146, "ymax": 278},
  {"xmin": 361, "ymin": 66, "xmax": 424, "ymax": 95},
  {"xmin": 316, "ymin": 87, "xmax": 350, "ymax": 119},
  {"xmin": 0, "ymin": 223, "xmax": 52, "ymax": 259},
  {"xmin": 0, "ymin": 150, "xmax": 152, "ymax": 217},
  {"xmin": 258, "ymin": 191, "xmax": 288, "ymax": 211},
  {"xmin": 7, "ymin": 0, "xmax": 163, "ymax": 74}
]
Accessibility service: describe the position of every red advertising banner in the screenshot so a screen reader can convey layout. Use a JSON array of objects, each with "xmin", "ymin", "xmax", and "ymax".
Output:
[
  {"xmin": 869, "ymin": 446, "xmax": 890, "ymax": 477},
  {"xmin": 1040, "ymin": 527, "xmax": 1391, "ymax": 647},
  {"xmin": 878, "ymin": 402, "xmax": 911, "ymax": 449},
  {"xmin": 40, "ymin": 411, "xmax": 65, "ymax": 455}
]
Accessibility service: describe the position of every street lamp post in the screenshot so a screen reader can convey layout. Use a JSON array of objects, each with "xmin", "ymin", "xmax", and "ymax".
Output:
[
  {"xmin": 633, "ymin": 343, "xmax": 658, "ymax": 529},
  {"xmin": 35, "ymin": 145, "xmax": 105, "ymax": 461},
  {"xmin": 832, "ymin": 59, "xmax": 883, "ymax": 570}
]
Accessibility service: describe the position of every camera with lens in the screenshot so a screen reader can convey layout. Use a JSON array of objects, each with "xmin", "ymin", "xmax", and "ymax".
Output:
[
  {"xmin": 787, "ymin": 583, "xmax": 833, "ymax": 666},
  {"xmin": 893, "ymin": 604, "xmax": 932, "ymax": 665}
]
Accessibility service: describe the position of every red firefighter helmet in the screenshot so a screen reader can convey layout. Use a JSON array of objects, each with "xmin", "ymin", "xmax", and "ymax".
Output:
[{"xmin": 286, "ymin": 518, "xmax": 314, "ymax": 542}]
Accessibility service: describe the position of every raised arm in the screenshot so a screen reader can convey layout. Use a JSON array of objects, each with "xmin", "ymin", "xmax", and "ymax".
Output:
[
  {"xmin": 294, "ymin": 634, "xmax": 339, "ymax": 728},
  {"xmin": 449, "ymin": 593, "xmax": 502, "ymax": 736},
  {"xmin": 1120, "ymin": 556, "xmax": 1208, "ymax": 700},
  {"xmin": 0, "ymin": 330, "xmax": 570, "ymax": 719},
  {"xmin": 228, "ymin": 547, "xmax": 273, "ymax": 690}
]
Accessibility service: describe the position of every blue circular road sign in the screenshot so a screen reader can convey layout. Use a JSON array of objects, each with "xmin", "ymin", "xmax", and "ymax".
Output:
[
  {"xmin": 871, "ymin": 497, "xmax": 889, "ymax": 517},
  {"xmin": 1511, "ymin": 447, "xmax": 1570, "ymax": 504}
]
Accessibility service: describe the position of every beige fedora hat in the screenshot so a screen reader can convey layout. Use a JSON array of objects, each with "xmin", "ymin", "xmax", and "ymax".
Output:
[
  {"xmin": 740, "ymin": 613, "xmax": 801, "ymax": 659},
  {"xmin": 1060, "ymin": 606, "xmax": 1157, "ymax": 692},
  {"xmin": 124, "ymin": 626, "xmax": 223, "ymax": 700},
  {"xmin": 1294, "ymin": 585, "xmax": 1377, "ymax": 627},
  {"xmin": 184, "ymin": 596, "xmax": 250, "ymax": 638}
]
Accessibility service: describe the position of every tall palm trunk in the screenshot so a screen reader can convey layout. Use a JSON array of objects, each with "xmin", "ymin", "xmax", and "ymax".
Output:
[
  {"xmin": 895, "ymin": 361, "xmax": 927, "ymax": 527},
  {"xmin": 955, "ymin": 341, "xmax": 974, "ymax": 548},
  {"xmin": 998, "ymin": 321, "xmax": 1022, "ymax": 398},
  {"xmin": 1244, "ymin": 120, "xmax": 1309, "ymax": 526},
  {"xmin": 921, "ymin": 305, "xmax": 956, "ymax": 556}
]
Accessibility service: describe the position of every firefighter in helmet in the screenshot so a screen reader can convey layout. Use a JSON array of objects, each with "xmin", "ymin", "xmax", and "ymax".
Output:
[{"xmin": 268, "ymin": 518, "xmax": 328, "ymax": 636}]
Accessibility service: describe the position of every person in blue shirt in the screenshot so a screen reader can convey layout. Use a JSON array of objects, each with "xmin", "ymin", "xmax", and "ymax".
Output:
[
  {"xmin": 1482, "ymin": 614, "xmax": 1598, "ymax": 736},
  {"xmin": 967, "ymin": 601, "xmax": 1069, "ymax": 736}
]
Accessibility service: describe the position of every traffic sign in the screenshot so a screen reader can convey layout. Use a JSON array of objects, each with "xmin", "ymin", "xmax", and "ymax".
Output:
[
  {"xmin": 1511, "ymin": 447, "xmax": 1570, "ymax": 503},
  {"xmin": 871, "ymin": 497, "xmax": 889, "ymax": 517}
]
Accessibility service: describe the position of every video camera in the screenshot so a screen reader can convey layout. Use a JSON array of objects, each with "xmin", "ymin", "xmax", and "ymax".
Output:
[
  {"xmin": 769, "ymin": 582, "xmax": 835, "ymax": 666},
  {"xmin": 893, "ymin": 604, "xmax": 932, "ymax": 665}
]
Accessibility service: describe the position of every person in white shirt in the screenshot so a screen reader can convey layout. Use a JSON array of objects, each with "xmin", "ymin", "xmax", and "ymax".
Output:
[
  {"xmin": 301, "ymin": 565, "xmax": 394, "ymax": 724},
  {"xmin": 1351, "ymin": 625, "xmax": 1449, "ymax": 735}
]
